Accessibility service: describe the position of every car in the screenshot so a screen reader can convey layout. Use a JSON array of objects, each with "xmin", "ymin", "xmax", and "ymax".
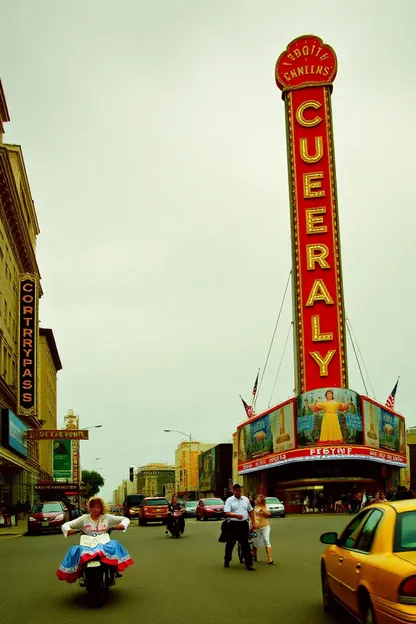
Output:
[
  {"xmin": 184, "ymin": 501, "xmax": 198, "ymax": 518},
  {"xmin": 123, "ymin": 494, "xmax": 145, "ymax": 520},
  {"xmin": 27, "ymin": 501, "xmax": 69, "ymax": 535},
  {"xmin": 265, "ymin": 496, "xmax": 285, "ymax": 518},
  {"xmin": 320, "ymin": 499, "xmax": 416, "ymax": 623},
  {"xmin": 196, "ymin": 498, "xmax": 224, "ymax": 521},
  {"xmin": 139, "ymin": 497, "xmax": 170, "ymax": 526}
]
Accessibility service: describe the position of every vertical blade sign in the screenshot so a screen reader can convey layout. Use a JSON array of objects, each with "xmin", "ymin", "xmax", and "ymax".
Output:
[
  {"xmin": 276, "ymin": 35, "xmax": 348, "ymax": 393},
  {"xmin": 18, "ymin": 275, "xmax": 39, "ymax": 416}
]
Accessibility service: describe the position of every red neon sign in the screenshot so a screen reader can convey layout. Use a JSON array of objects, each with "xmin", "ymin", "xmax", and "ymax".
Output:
[{"xmin": 276, "ymin": 36, "xmax": 347, "ymax": 393}]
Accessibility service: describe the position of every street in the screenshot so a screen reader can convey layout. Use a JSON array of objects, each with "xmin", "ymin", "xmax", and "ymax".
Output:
[{"xmin": 0, "ymin": 514, "xmax": 355, "ymax": 624}]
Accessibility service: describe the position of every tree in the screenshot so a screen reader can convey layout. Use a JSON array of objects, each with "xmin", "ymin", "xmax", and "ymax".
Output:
[{"xmin": 82, "ymin": 470, "xmax": 105, "ymax": 497}]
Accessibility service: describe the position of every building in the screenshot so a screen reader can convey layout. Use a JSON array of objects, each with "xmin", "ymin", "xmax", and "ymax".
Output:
[
  {"xmin": 198, "ymin": 443, "xmax": 232, "ymax": 498},
  {"xmin": 0, "ymin": 80, "xmax": 41, "ymax": 505},
  {"xmin": 174, "ymin": 441, "xmax": 214, "ymax": 499},
  {"xmin": 401, "ymin": 428, "xmax": 416, "ymax": 489},
  {"xmin": 136, "ymin": 463, "xmax": 175, "ymax": 497},
  {"xmin": 235, "ymin": 37, "xmax": 407, "ymax": 509},
  {"xmin": 37, "ymin": 329, "xmax": 62, "ymax": 477}
]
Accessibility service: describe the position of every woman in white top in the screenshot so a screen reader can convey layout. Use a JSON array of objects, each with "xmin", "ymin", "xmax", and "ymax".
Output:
[
  {"xmin": 252, "ymin": 494, "xmax": 274, "ymax": 564},
  {"xmin": 57, "ymin": 496, "xmax": 134, "ymax": 583}
]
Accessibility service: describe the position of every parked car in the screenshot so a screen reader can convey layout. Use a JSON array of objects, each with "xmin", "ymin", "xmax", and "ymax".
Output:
[
  {"xmin": 27, "ymin": 501, "xmax": 69, "ymax": 535},
  {"xmin": 265, "ymin": 496, "xmax": 285, "ymax": 518},
  {"xmin": 320, "ymin": 499, "xmax": 416, "ymax": 623},
  {"xmin": 139, "ymin": 497, "xmax": 170, "ymax": 526},
  {"xmin": 196, "ymin": 498, "xmax": 224, "ymax": 521},
  {"xmin": 184, "ymin": 501, "xmax": 198, "ymax": 518}
]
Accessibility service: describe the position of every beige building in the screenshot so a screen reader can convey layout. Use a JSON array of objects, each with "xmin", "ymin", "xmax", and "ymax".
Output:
[
  {"xmin": 174, "ymin": 441, "xmax": 214, "ymax": 499},
  {"xmin": 136, "ymin": 462, "xmax": 175, "ymax": 497},
  {"xmin": 0, "ymin": 80, "xmax": 41, "ymax": 504},
  {"xmin": 37, "ymin": 329, "xmax": 62, "ymax": 477}
]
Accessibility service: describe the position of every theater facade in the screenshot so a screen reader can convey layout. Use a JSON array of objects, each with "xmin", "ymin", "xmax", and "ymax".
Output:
[{"xmin": 235, "ymin": 36, "xmax": 407, "ymax": 507}]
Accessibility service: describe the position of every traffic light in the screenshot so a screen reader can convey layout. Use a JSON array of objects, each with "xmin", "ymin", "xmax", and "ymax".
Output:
[{"xmin": 129, "ymin": 466, "xmax": 134, "ymax": 482}]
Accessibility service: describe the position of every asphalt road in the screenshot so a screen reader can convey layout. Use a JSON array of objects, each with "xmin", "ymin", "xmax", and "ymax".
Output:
[{"xmin": 0, "ymin": 514, "xmax": 355, "ymax": 624}]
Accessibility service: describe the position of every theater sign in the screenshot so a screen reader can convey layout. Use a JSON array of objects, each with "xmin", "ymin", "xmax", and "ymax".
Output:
[
  {"xmin": 237, "ymin": 394, "xmax": 406, "ymax": 475},
  {"xmin": 276, "ymin": 36, "xmax": 347, "ymax": 394}
]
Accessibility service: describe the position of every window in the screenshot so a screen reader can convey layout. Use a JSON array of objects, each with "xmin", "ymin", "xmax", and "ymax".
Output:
[
  {"xmin": 338, "ymin": 510, "xmax": 372, "ymax": 549},
  {"xmin": 355, "ymin": 509, "xmax": 383, "ymax": 552},
  {"xmin": 394, "ymin": 511, "xmax": 416, "ymax": 552}
]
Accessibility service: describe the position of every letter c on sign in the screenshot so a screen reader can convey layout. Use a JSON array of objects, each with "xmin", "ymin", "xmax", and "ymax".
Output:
[
  {"xmin": 22, "ymin": 283, "xmax": 34, "ymax": 293},
  {"xmin": 296, "ymin": 101, "xmax": 322, "ymax": 128}
]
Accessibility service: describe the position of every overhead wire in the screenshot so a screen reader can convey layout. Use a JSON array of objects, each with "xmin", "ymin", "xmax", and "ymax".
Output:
[
  {"xmin": 346, "ymin": 319, "xmax": 369, "ymax": 396},
  {"xmin": 268, "ymin": 321, "xmax": 293, "ymax": 408},
  {"xmin": 254, "ymin": 269, "xmax": 292, "ymax": 409},
  {"xmin": 346, "ymin": 317, "xmax": 376, "ymax": 398}
]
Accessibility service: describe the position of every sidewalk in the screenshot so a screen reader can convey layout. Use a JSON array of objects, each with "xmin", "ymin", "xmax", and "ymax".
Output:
[{"xmin": 0, "ymin": 523, "xmax": 26, "ymax": 538}]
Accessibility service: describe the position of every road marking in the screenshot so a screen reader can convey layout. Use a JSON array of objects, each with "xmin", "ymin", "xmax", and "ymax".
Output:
[{"xmin": 0, "ymin": 534, "xmax": 24, "ymax": 540}]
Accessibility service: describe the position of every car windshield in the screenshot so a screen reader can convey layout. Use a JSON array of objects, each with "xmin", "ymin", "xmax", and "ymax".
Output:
[
  {"xmin": 145, "ymin": 499, "xmax": 168, "ymax": 506},
  {"xmin": 185, "ymin": 502, "xmax": 198, "ymax": 508},
  {"xmin": 204, "ymin": 499, "xmax": 223, "ymax": 505},
  {"xmin": 395, "ymin": 511, "xmax": 416, "ymax": 551},
  {"xmin": 33, "ymin": 503, "xmax": 62, "ymax": 513},
  {"xmin": 265, "ymin": 497, "xmax": 281, "ymax": 504}
]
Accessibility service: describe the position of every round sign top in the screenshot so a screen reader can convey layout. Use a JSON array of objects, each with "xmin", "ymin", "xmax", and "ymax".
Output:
[{"xmin": 275, "ymin": 35, "xmax": 337, "ymax": 92}]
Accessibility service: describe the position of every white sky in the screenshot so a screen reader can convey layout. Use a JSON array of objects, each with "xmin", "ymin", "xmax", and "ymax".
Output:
[{"xmin": 1, "ymin": 1, "xmax": 415, "ymax": 500}]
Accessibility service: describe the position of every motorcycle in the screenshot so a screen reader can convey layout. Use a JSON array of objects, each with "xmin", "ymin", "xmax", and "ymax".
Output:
[
  {"xmin": 168, "ymin": 510, "xmax": 184, "ymax": 539},
  {"xmin": 76, "ymin": 529, "xmax": 120, "ymax": 607}
]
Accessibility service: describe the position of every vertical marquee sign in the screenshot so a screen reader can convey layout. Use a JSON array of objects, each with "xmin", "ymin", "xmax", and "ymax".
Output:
[
  {"xmin": 18, "ymin": 274, "xmax": 39, "ymax": 417},
  {"xmin": 276, "ymin": 35, "xmax": 348, "ymax": 394}
]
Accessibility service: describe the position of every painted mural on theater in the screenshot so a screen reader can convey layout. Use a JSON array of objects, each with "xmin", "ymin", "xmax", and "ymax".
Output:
[
  {"xmin": 296, "ymin": 388, "xmax": 362, "ymax": 447},
  {"xmin": 237, "ymin": 401, "xmax": 295, "ymax": 463},
  {"xmin": 363, "ymin": 398, "xmax": 405, "ymax": 454}
]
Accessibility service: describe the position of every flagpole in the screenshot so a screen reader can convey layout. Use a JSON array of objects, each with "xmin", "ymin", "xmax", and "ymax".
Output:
[{"xmin": 252, "ymin": 368, "xmax": 260, "ymax": 412}]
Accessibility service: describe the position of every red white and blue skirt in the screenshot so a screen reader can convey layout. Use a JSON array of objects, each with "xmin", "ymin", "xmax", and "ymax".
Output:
[{"xmin": 56, "ymin": 540, "xmax": 134, "ymax": 583}]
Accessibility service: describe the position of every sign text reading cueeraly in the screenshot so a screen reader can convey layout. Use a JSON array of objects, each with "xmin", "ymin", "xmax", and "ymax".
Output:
[
  {"xmin": 18, "ymin": 275, "xmax": 39, "ymax": 416},
  {"xmin": 276, "ymin": 36, "xmax": 347, "ymax": 393}
]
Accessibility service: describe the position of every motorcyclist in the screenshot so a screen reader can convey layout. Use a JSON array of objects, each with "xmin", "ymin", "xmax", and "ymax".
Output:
[
  {"xmin": 56, "ymin": 496, "xmax": 134, "ymax": 583},
  {"xmin": 165, "ymin": 494, "xmax": 186, "ymax": 535}
]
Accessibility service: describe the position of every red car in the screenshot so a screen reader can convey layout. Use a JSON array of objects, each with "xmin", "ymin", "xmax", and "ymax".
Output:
[
  {"xmin": 139, "ymin": 497, "xmax": 170, "ymax": 526},
  {"xmin": 196, "ymin": 498, "xmax": 224, "ymax": 521},
  {"xmin": 27, "ymin": 501, "xmax": 69, "ymax": 535}
]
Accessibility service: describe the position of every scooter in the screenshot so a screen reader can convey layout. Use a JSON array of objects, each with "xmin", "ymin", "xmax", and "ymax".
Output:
[
  {"xmin": 76, "ymin": 529, "xmax": 120, "ymax": 607},
  {"xmin": 168, "ymin": 510, "xmax": 184, "ymax": 539}
]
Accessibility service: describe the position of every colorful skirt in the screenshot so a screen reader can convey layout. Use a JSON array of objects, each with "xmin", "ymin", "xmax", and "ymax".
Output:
[{"xmin": 57, "ymin": 539, "xmax": 134, "ymax": 583}]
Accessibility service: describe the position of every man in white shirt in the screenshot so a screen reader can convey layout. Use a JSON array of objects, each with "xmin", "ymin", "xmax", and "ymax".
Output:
[{"xmin": 223, "ymin": 483, "xmax": 256, "ymax": 570}]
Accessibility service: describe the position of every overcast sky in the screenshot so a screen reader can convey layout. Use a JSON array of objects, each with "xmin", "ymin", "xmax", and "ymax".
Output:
[{"xmin": 1, "ymin": 1, "xmax": 415, "ymax": 500}]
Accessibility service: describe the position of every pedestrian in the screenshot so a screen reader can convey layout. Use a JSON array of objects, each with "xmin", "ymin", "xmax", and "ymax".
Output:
[
  {"xmin": 223, "ymin": 484, "xmax": 256, "ymax": 571},
  {"xmin": 252, "ymin": 494, "xmax": 274, "ymax": 564}
]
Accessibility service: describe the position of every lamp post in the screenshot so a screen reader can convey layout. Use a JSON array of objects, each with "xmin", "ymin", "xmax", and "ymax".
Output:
[
  {"xmin": 78, "ymin": 425, "xmax": 103, "ymax": 513},
  {"xmin": 164, "ymin": 429, "xmax": 192, "ymax": 499}
]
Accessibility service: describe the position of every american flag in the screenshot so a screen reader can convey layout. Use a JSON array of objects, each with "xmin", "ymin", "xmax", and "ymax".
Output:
[
  {"xmin": 252, "ymin": 371, "xmax": 259, "ymax": 401},
  {"xmin": 385, "ymin": 379, "xmax": 399, "ymax": 410},
  {"xmin": 240, "ymin": 396, "xmax": 254, "ymax": 419}
]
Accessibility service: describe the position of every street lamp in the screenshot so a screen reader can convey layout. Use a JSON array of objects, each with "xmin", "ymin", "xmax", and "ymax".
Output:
[{"xmin": 164, "ymin": 429, "xmax": 192, "ymax": 499}]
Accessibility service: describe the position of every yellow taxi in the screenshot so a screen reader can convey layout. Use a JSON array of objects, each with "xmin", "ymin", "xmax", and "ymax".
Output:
[{"xmin": 320, "ymin": 499, "xmax": 416, "ymax": 623}]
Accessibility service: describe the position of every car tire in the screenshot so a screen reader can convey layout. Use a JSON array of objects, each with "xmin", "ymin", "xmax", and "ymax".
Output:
[
  {"xmin": 196, "ymin": 515, "xmax": 201, "ymax": 521},
  {"xmin": 321, "ymin": 567, "xmax": 335, "ymax": 613},
  {"xmin": 281, "ymin": 514, "xmax": 286, "ymax": 518},
  {"xmin": 361, "ymin": 596, "xmax": 376, "ymax": 624},
  {"xmin": 202, "ymin": 515, "xmax": 207, "ymax": 521}
]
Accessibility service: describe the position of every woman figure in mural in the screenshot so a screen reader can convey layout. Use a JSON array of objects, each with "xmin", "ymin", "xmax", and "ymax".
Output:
[{"xmin": 311, "ymin": 390, "xmax": 351, "ymax": 445}]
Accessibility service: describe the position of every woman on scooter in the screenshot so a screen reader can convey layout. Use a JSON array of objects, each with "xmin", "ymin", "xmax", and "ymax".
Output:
[
  {"xmin": 57, "ymin": 496, "xmax": 134, "ymax": 583},
  {"xmin": 165, "ymin": 494, "xmax": 186, "ymax": 535}
]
